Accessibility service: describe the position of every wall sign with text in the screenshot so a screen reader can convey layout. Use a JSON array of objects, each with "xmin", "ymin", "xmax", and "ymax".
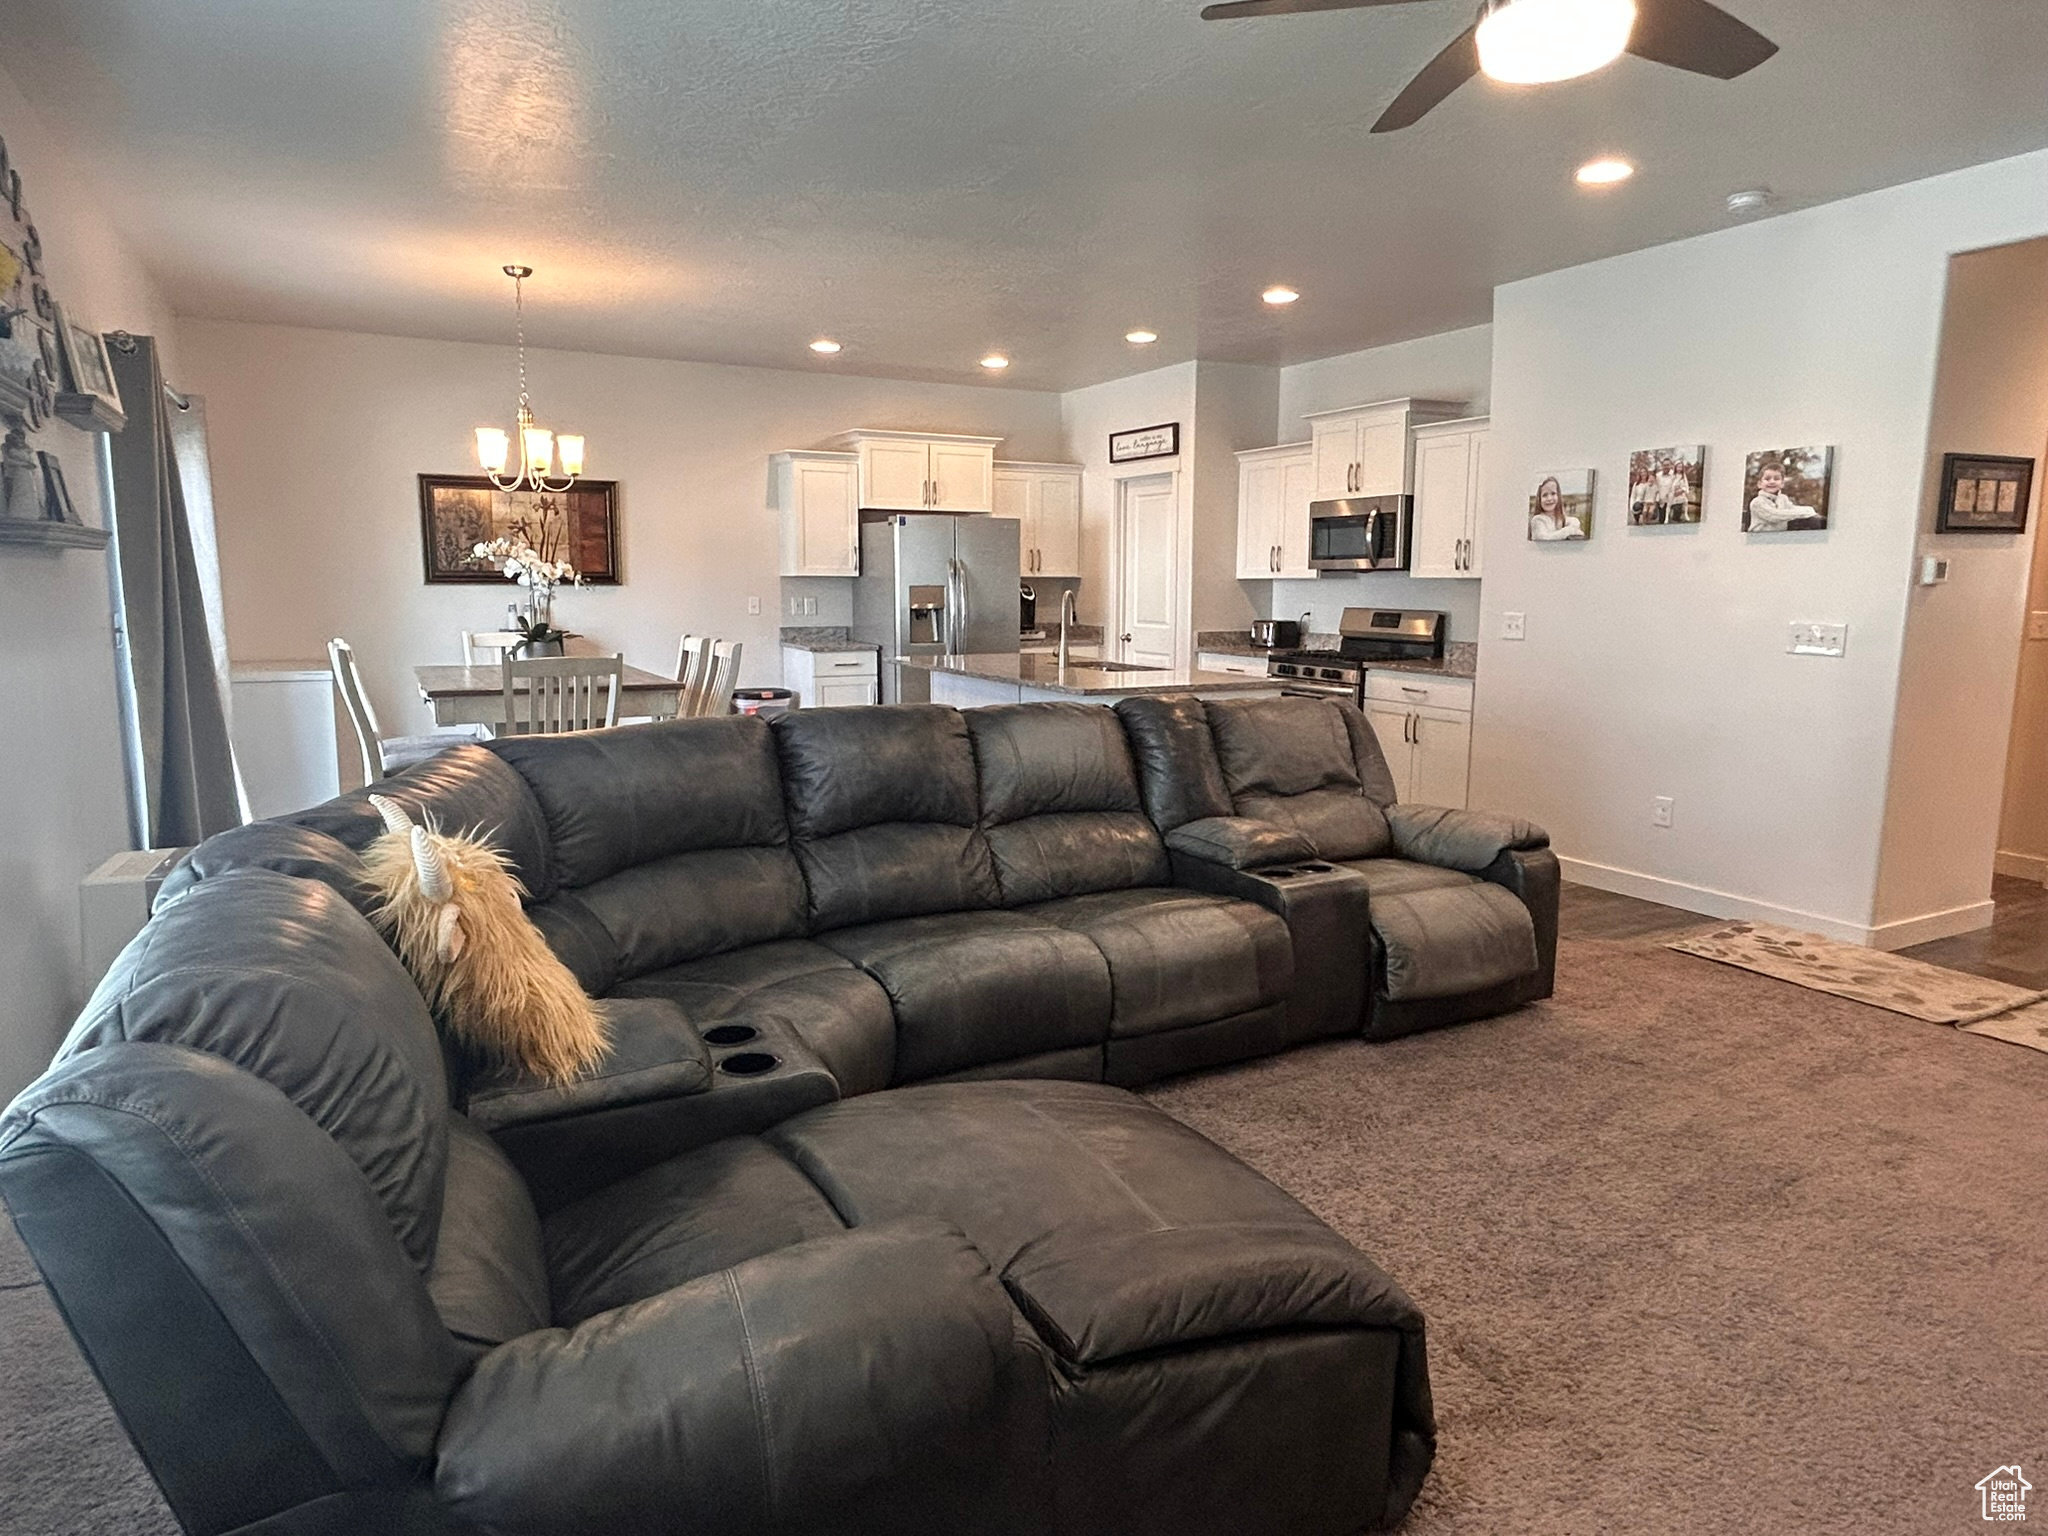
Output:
[{"xmin": 1109, "ymin": 422, "xmax": 1179, "ymax": 464}]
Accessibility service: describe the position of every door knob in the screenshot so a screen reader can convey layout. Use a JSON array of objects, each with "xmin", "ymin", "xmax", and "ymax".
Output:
[{"xmin": 1120, "ymin": 633, "xmax": 1133, "ymax": 644}]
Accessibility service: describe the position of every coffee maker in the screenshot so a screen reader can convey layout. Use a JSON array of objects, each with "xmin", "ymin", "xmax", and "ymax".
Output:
[{"xmin": 1019, "ymin": 582, "xmax": 1036, "ymax": 632}]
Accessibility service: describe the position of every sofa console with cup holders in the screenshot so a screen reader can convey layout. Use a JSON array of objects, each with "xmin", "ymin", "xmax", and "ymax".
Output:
[{"xmin": 0, "ymin": 696, "xmax": 1555, "ymax": 1534}]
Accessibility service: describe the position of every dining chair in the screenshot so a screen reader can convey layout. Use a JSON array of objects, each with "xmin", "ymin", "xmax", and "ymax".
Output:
[
  {"xmin": 500, "ymin": 653, "xmax": 624, "ymax": 736},
  {"xmin": 673, "ymin": 634, "xmax": 709, "ymax": 719},
  {"xmin": 327, "ymin": 637, "xmax": 459, "ymax": 784},
  {"xmin": 694, "ymin": 639, "xmax": 743, "ymax": 718},
  {"xmin": 462, "ymin": 629, "xmax": 528, "ymax": 665}
]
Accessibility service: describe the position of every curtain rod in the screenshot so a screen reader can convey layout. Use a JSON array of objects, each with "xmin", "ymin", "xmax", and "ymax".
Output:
[{"xmin": 105, "ymin": 331, "xmax": 191, "ymax": 410}]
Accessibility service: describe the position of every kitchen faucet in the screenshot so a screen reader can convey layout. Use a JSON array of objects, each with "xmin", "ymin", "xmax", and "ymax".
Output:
[{"xmin": 1058, "ymin": 589, "xmax": 1078, "ymax": 670}]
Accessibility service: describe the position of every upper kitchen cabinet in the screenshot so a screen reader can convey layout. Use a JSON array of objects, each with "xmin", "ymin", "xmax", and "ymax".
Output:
[
  {"xmin": 994, "ymin": 461, "xmax": 1083, "ymax": 576},
  {"xmin": 1304, "ymin": 398, "xmax": 1466, "ymax": 501},
  {"xmin": 1235, "ymin": 443, "xmax": 1315, "ymax": 580},
  {"xmin": 773, "ymin": 451, "xmax": 861, "ymax": 577},
  {"xmin": 835, "ymin": 431, "xmax": 1001, "ymax": 513},
  {"xmin": 1410, "ymin": 417, "xmax": 1490, "ymax": 579}
]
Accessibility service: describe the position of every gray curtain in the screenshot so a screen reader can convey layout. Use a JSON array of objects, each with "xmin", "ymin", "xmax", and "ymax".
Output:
[{"xmin": 105, "ymin": 335, "xmax": 240, "ymax": 845}]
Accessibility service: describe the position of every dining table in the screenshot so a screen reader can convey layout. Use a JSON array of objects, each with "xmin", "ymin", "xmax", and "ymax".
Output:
[{"xmin": 415, "ymin": 662, "xmax": 683, "ymax": 731}]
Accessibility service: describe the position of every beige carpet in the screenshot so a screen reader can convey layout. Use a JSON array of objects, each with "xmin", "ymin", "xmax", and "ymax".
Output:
[
  {"xmin": 1669, "ymin": 920, "xmax": 2048, "ymax": 1049},
  {"xmin": 7, "ymin": 932, "xmax": 2048, "ymax": 1533}
]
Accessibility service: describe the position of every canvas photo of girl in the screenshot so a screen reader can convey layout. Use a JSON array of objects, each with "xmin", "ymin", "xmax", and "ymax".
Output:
[{"xmin": 1529, "ymin": 469, "xmax": 1594, "ymax": 541}]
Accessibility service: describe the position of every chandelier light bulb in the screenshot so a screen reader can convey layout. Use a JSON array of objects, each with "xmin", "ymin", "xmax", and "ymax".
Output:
[
  {"xmin": 474, "ymin": 427, "xmax": 510, "ymax": 475},
  {"xmin": 523, "ymin": 425, "xmax": 555, "ymax": 476},
  {"xmin": 475, "ymin": 265, "xmax": 583, "ymax": 493},
  {"xmin": 557, "ymin": 434, "xmax": 586, "ymax": 477},
  {"xmin": 1477, "ymin": 0, "xmax": 1637, "ymax": 85}
]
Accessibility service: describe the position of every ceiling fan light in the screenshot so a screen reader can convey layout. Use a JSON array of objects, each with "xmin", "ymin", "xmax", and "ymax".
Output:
[{"xmin": 1477, "ymin": 0, "xmax": 1637, "ymax": 86}]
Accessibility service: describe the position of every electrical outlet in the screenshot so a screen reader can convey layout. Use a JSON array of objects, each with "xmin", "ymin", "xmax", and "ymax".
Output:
[
  {"xmin": 1652, "ymin": 796, "xmax": 1674, "ymax": 829},
  {"xmin": 804, "ymin": 596, "xmax": 818, "ymax": 616},
  {"xmin": 1500, "ymin": 611, "xmax": 1526, "ymax": 641},
  {"xmin": 747, "ymin": 596, "xmax": 762, "ymax": 616},
  {"xmin": 1788, "ymin": 621, "xmax": 1847, "ymax": 657},
  {"xmin": 2029, "ymin": 611, "xmax": 2048, "ymax": 642}
]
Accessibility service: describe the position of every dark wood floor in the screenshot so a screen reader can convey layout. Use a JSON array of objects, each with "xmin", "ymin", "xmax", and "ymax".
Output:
[{"xmin": 1561, "ymin": 876, "xmax": 2048, "ymax": 989}]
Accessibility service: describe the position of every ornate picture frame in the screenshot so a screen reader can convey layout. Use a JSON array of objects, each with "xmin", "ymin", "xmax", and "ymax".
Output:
[
  {"xmin": 417, "ymin": 474, "xmax": 620, "ymax": 585},
  {"xmin": 1936, "ymin": 453, "xmax": 2034, "ymax": 534}
]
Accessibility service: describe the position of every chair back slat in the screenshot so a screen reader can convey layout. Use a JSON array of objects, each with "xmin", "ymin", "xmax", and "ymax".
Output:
[
  {"xmin": 326, "ymin": 637, "xmax": 384, "ymax": 782},
  {"xmin": 696, "ymin": 640, "xmax": 743, "ymax": 718},
  {"xmin": 462, "ymin": 630, "xmax": 527, "ymax": 665},
  {"xmin": 501, "ymin": 654, "xmax": 624, "ymax": 735}
]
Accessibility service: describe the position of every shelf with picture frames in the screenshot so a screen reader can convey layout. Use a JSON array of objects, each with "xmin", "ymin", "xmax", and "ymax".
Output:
[{"xmin": 0, "ymin": 516, "xmax": 109, "ymax": 551}]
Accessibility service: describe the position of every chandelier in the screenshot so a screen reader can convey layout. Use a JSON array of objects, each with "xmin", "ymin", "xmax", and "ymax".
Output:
[{"xmin": 473, "ymin": 264, "xmax": 585, "ymax": 492}]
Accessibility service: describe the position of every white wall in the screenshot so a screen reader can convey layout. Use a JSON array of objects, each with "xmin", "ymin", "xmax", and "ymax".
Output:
[
  {"xmin": 1473, "ymin": 149, "xmax": 2048, "ymax": 946},
  {"xmin": 1189, "ymin": 362, "xmax": 1279, "ymax": 637},
  {"xmin": 0, "ymin": 69, "xmax": 182, "ymax": 1098},
  {"xmin": 1878, "ymin": 239, "xmax": 2048, "ymax": 915},
  {"xmin": 180, "ymin": 320, "xmax": 1067, "ymax": 733}
]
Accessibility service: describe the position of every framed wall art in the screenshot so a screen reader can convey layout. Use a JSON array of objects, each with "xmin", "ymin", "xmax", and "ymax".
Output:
[
  {"xmin": 1528, "ymin": 468, "xmax": 1594, "ymax": 541},
  {"xmin": 1109, "ymin": 422, "xmax": 1179, "ymax": 464},
  {"xmin": 1936, "ymin": 453, "xmax": 2033, "ymax": 534},
  {"xmin": 1626, "ymin": 445, "xmax": 1706, "ymax": 525},
  {"xmin": 51, "ymin": 300, "xmax": 125, "ymax": 432},
  {"xmin": 1742, "ymin": 446, "xmax": 1834, "ymax": 534},
  {"xmin": 417, "ymin": 475, "xmax": 620, "ymax": 585}
]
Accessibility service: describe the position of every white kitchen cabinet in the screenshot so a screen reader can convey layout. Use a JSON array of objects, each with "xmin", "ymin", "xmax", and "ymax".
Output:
[
  {"xmin": 1411, "ymin": 417, "xmax": 1489, "ymax": 580},
  {"xmin": 1303, "ymin": 398, "xmax": 1466, "ymax": 503},
  {"xmin": 836, "ymin": 431, "xmax": 1001, "ymax": 513},
  {"xmin": 772, "ymin": 451, "xmax": 860, "ymax": 578},
  {"xmin": 1235, "ymin": 443, "xmax": 1315, "ymax": 580},
  {"xmin": 994, "ymin": 461, "xmax": 1083, "ymax": 576},
  {"xmin": 1196, "ymin": 651, "xmax": 1268, "ymax": 677},
  {"xmin": 781, "ymin": 646, "xmax": 880, "ymax": 708},
  {"xmin": 1362, "ymin": 672, "xmax": 1474, "ymax": 807}
]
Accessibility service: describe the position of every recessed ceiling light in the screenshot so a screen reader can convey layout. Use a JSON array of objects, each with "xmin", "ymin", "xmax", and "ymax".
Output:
[
  {"xmin": 808, "ymin": 338, "xmax": 842, "ymax": 354},
  {"xmin": 1262, "ymin": 286, "xmax": 1299, "ymax": 307},
  {"xmin": 980, "ymin": 354, "xmax": 1010, "ymax": 370},
  {"xmin": 1726, "ymin": 187, "xmax": 1774, "ymax": 217},
  {"xmin": 1125, "ymin": 329, "xmax": 1159, "ymax": 345},
  {"xmin": 1575, "ymin": 157, "xmax": 1635, "ymax": 187}
]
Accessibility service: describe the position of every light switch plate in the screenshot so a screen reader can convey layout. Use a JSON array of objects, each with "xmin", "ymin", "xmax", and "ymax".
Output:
[
  {"xmin": 1919, "ymin": 556, "xmax": 1950, "ymax": 586},
  {"xmin": 1652, "ymin": 796, "xmax": 1674, "ymax": 829},
  {"xmin": 1501, "ymin": 611, "xmax": 1526, "ymax": 641},
  {"xmin": 1788, "ymin": 621, "xmax": 1847, "ymax": 657},
  {"xmin": 2029, "ymin": 611, "xmax": 2048, "ymax": 642},
  {"xmin": 747, "ymin": 596, "xmax": 763, "ymax": 615}
]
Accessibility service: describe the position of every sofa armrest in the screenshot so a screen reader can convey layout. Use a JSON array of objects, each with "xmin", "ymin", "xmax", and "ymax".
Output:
[
  {"xmin": 463, "ymin": 997, "xmax": 710, "ymax": 1135},
  {"xmin": 434, "ymin": 1221, "xmax": 1042, "ymax": 1533},
  {"xmin": 1164, "ymin": 817, "xmax": 1317, "ymax": 871},
  {"xmin": 1385, "ymin": 805, "xmax": 1549, "ymax": 874},
  {"xmin": 1479, "ymin": 847, "xmax": 1560, "ymax": 1000},
  {"xmin": 1169, "ymin": 854, "xmax": 1371, "ymax": 1045}
]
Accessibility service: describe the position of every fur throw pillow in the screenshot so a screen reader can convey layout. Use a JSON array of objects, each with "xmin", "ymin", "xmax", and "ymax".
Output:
[{"xmin": 364, "ymin": 795, "xmax": 607, "ymax": 1085}]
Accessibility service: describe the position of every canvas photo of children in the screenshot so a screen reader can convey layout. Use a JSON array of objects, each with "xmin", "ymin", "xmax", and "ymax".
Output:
[
  {"xmin": 1627, "ymin": 445, "xmax": 1706, "ymax": 525},
  {"xmin": 1529, "ymin": 469, "xmax": 1594, "ymax": 541},
  {"xmin": 1742, "ymin": 446, "xmax": 1834, "ymax": 533}
]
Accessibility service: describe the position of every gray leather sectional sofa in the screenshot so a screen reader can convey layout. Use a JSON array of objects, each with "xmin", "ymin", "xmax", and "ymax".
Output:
[{"xmin": 0, "ymin": 695, "xmax": 1556, "ymax": 1536}]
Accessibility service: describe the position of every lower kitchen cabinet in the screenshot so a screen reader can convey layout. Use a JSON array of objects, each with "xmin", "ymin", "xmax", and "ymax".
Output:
[
  {"xmin": 781, "ymin": 646, "xmax": 879, "ymax": 708},
  {"xmin": 1362, "ymin": 673, "xmax": 1473, "ymax": 808}
]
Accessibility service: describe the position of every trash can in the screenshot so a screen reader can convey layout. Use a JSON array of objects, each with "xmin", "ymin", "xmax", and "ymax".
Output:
[{"xmin": 732, "ymin": 687, "xmax": 796, "ymax": 720}]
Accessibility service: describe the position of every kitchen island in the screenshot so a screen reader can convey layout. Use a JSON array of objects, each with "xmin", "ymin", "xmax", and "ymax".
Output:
[{"xmin": 898, "ymin": 653, "xmax": 1281, "ymax": 708}]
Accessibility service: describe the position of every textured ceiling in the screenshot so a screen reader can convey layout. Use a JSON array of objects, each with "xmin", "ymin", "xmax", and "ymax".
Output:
[{"xmin": 5, "ymin": 0, "xmax": 2048, "ymax": 390}]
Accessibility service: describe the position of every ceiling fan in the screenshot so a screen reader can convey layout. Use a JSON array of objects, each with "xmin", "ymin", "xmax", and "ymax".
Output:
[{"xmin": 1199, "ymin": 0, "xmax": 1779, "ymax": 132}]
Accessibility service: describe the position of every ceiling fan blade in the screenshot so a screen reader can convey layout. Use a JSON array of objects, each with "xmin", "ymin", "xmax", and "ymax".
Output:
[
  {"xmin": 1626, "ymin": 0, "xmax": 1778, "ymax": 78},
  {"xmin": 1370, "ymin": 23, "xmax": 1479, "ymax": 132},
  {"xmin": 1200, "ymin": 0, "xmax": 1429, "ymax": 20}
]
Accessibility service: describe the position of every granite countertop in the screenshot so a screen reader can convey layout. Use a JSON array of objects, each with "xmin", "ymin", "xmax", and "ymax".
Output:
[
  {"xmin": 1194, "ymin": 631, "xmax": 1478, "ymax": 680},
  {"xmin": 895, "ymin": 652, "xmax": 1280, "ymax": 698},
  {"xmin": 779, "ymin": 627, "xmax": 882, "ymax": 654}
]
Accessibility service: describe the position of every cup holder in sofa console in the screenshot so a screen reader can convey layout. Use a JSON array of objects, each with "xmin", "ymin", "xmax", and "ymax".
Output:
[
  {"xmin": 1299, "ymin": 863, "xmax": 1336, "ymax": 873},
  {"xmin": 702, "ymin": 1024, "xmax": 760, "ymax": 1047},
  {"xmin": 718, "ymin": 1051, "xmax": 781, "ymax": 1078}
]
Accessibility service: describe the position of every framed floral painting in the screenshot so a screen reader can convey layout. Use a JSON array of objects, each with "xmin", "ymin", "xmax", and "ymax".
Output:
[{"xmin": 417, "ymin": 475, "xmax": 619, "ymax": 585}]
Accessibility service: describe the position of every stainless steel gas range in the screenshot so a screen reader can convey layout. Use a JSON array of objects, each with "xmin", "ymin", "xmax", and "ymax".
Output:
[{"xmin": 1268, "ymin": 608, "xmax": 1446, "ymax": 703}]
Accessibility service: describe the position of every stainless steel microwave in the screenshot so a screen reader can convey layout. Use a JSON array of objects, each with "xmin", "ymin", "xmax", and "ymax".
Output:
[{"xmin": 1309, "ymin": 496, "xmax": 1411, "ymax": 572}]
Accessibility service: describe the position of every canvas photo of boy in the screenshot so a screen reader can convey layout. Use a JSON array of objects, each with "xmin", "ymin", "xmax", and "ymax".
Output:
[{"xmin": 1742, "ymin": 446, "xmax": 1834, "ymax": 534}]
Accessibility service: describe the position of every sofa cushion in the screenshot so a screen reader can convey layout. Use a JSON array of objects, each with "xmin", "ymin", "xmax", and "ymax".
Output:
[
  {"xmin": 157, "ymin": 822, "xmax": 377, "ymax": 919},
  {"xmin": 287, "ymin": 744, "xmax": 558, "ymax": 903},
  {"xmin": 429, "ymin": 1115, "xmax": 549, "ymax": 1362},
  {"xmin": 1366, "ymin": 879, "xmax": 1540, "ymax": 1002},
  {"xmin": 491, "ymin": 716, "xmax": 788, "ymax": 889},
  {"xmin": 1238, "ymin": 788, "xmax": 1393, "ymax": 861},
  {"xmin": 766, "ymin": 1080, "xmax": 1428, "ymax": 1365},
  {"xmin": 543, "ymin": 1138, "xmax": 845, "ymax": 1327},
  {"xmin": 818, "ymin": 911, "xmax": 1111, "ymax": 1084},
  {"xmin": 965, "ymin": 704, "xmax": 1170, "ymax": 904},
  {"xmin": 574, "ymin": 846, "xmax": 809, "ymax": 976},
  {"xmin": 1029, "ymin": 889, "xmax": 1291, "ymax": 1039},
  {"xmin": 610, "ymin": 939, "xmax": 898, "ymax": 1097},
  {"xmin": 1206, "ymin": 696, "xmax": 1360, "ymax": 799},
  {"xmin": 1114, "ymin": 696, "xmax": 1234, "ymax": 832},
  {"xmin": 58, "ymin": 869, "xmax": 450, "ymax": 1271}
]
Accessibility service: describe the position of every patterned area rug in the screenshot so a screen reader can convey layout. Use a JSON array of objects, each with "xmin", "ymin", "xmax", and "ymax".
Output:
[{"xmin": 1669, "ymin": 921, "xmax": 2048, "ymax": 1052}]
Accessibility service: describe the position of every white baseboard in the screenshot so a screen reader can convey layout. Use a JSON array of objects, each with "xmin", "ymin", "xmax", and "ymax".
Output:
[
  {"xmin": 1994, "ymin": 849, "xmax": 2048, "ymax": 883},
  {"xmin": 1559, "ymin": 857, "xmax": 1994, "ymax": 951}
]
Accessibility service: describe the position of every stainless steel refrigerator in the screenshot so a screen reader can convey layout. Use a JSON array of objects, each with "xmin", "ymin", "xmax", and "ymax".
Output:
[{"xmin": 852, "ymin": 514, "xmax": 1021, "ymax": 703}]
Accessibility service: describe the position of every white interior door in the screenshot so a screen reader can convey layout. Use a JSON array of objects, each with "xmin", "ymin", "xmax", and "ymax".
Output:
[{"xmin": 1116, "ymin": 473, "xmax": 1179, "ymax": 667}]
